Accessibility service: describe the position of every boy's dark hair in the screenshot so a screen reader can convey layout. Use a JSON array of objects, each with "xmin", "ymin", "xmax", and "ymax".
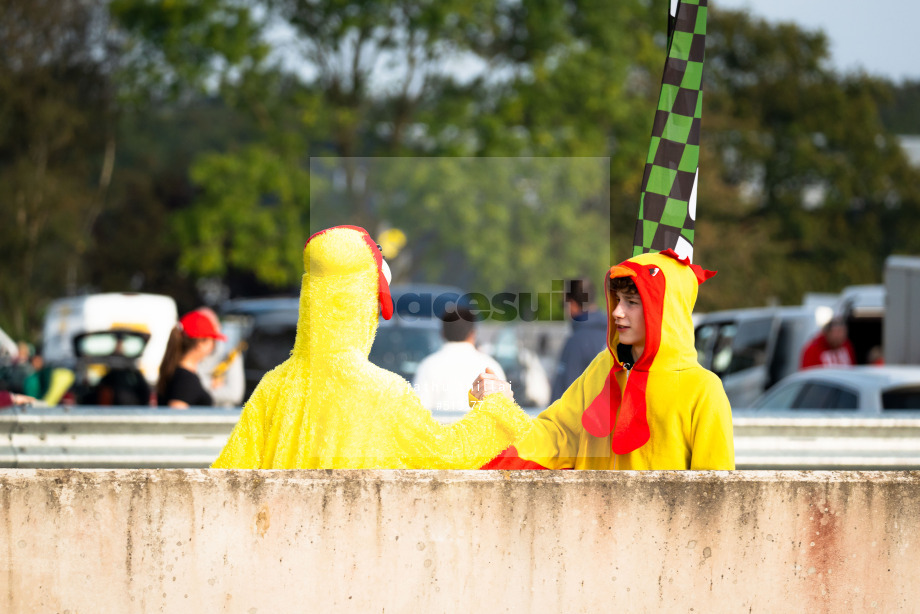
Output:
[
  {"xmin": 442, "ymin": 305, "xmax": 475, "ymax": 342},
  {"xmin": 609, "ymin": 276, "xmax": 639, "ymax": 296}
]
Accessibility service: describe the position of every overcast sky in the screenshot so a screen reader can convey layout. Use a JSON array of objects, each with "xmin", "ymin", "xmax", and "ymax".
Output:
[{"xmin": 712, "ymin": 0, "xmax": 920, "ymax": 82}]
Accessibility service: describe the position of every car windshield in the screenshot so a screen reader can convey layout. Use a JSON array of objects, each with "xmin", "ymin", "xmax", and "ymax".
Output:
[
  {"xmin": 246, "ymin": 323, "xmax": 297, "ymax": 373},
  {"xmin": 753, "ymin": 380, "xmax": 859, "ymax": 410}
]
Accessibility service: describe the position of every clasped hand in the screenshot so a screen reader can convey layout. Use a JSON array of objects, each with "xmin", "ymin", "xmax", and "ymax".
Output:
[{"xmin": 470, "ymin": 367, "xmax": 515, "ymax": 402}]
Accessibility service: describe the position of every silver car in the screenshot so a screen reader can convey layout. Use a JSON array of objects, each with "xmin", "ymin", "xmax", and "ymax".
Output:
[{"xmin": 746, "ymin": 366, "xmax": 920, "ymax": 414}]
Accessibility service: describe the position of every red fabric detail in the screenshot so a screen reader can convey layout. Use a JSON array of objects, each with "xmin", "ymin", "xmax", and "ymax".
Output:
[
  {"xmin": 608, "ymin": 260, "xmax": 664, "ymax": 453},
  {"xmin": 305, "ymin": 225, "xmax": 394, "ymax": 320},
  {"xmin": 0, "ymin": 391, "xmax": 14, "ymax": 408},
  {"xmin": 690, "ymin": 265, "xmax": 717, "ymax": 285},
  {"xmin": 480, "ymin": 446, "xmax": 550, "ymax": 470},
  {"xmin": 581, "ymin": 368, "xmax": 622, "ymax": 437},
  {"xmin": 611, "ymin": 369, "xmax": 651, "ymax": 454},
  {"xmin": 582, "ymin": 257, "xmax": 669, "ymax": 454},
  {"xmin": 358, "ymin": 232, "xmax": 394, "ymax": 320},
  {"xmin": 658, "ymin": 248, "xmax": 716, "ymax": 285},
  {"xmin": 624, "ymin": 260, "xmax": 664, "ymax": 372},
  {"xmin": 658, "ymin": 248, "xmax": 687, "ymax": 264}
]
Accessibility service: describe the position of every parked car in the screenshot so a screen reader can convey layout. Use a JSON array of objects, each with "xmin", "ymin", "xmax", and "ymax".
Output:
[
  {"xmin": 370, "ymin": 316, "xmax": 443, "ymax": 382},
  {"xmin": 744, "ymin": 366, "xmax": 920, "ymax": 414},
  {"xmin": 219, "ymin": 297, "xmax": 300, "ymax": 399},
  {"xmin": 695, "ymin": 305, "xmax": 831, "ymax": 407}
]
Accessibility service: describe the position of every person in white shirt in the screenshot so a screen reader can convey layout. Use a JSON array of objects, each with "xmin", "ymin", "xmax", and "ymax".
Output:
[{"xmin": 413, "ymin": 306, "xmax": 507, "ymax": 412}]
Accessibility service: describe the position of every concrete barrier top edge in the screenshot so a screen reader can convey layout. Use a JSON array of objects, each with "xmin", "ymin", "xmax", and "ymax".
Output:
[{"xmin": 1, "ymin": 468, "xmax": 918, "ymax": 486}]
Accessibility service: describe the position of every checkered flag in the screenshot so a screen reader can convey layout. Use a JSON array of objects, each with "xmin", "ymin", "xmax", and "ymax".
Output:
[{"xmin": 632, "ymin": 0, "xmax": 707, "ymax": 261}]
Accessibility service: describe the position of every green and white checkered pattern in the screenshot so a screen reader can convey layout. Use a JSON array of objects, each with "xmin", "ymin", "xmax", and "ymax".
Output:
[{"xmin": 632, "ymin": 0, "xmax": 707, "ymax": 261}]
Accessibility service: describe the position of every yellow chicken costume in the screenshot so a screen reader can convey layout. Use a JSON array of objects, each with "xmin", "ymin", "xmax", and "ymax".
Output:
[
  {"xmin": 212, "ymin": 225, "xmax": 532, "ymax": 469},
  {"xmin": 483, "ymin": 249, "xmax": 734, "ymax": 470}
]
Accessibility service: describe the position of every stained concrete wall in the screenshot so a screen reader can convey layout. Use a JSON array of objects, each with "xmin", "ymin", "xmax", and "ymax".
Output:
[{"xmin": 1, "ymin": 470, "xmax": 918, "ymax": 613}]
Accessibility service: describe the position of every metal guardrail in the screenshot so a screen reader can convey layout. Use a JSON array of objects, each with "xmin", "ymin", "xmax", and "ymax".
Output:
[
  {"xmin": 733, "ymin": 415, "xmax": 920, "ymax": 469},
  {"xmin": 3, "ymin": 406, "xmax": 920, "ymax": 469},
  {"xmin": 0, "ymin": 406, "xmax": 240, "ymax": 469}
]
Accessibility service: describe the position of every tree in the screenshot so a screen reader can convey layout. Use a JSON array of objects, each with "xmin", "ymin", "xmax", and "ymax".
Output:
[
  {"xmin": 0, "ymin": 0, "xmax": 117, "ymax": 338},
  {"xmin": 878, "ymin": 79, "xmax": 920, "ymax": 134},
  {"xmin": 175, "ymin": 144, "xmax": 311, "ymax": 287},
  {"xmin": 171, "ymin": 0, "xmax": 661, "ymax": 293},
  {"xmin": 694, "ymin": 8, "xmax": 920, "ymax": 309},
  {"xmin": 109, "ymin": 0, "xmax": 269, "ymax": 103}
]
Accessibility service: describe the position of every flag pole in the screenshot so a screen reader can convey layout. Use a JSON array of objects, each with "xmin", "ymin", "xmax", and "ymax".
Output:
[{"xmin": 632, "ymin": 0, "xmax": 708, "ymax": 262}]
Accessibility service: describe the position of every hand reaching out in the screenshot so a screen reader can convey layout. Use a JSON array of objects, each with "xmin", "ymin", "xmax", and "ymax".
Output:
[{"xmin": 471, "ymin": 367, "xmax": 515, "ymax": 403}]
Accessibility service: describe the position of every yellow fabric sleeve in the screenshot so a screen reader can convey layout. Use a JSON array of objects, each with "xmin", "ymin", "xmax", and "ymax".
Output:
[
  {"xmin": 689, "ymin": 373, "xmax": 735, "ymax": 470},
  {"xmin": 396, "ymin": 389, "xmax": 533, "ymax": 469}
]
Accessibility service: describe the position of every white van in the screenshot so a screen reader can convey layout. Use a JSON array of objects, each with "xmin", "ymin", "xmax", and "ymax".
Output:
[{"xmin": 42, "ymin": 293, "xmax": 178, "ymax": 385}]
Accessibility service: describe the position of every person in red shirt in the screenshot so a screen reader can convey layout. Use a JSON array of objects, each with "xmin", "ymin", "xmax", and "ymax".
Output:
[{"xmin": 800, "ymin": 317, "xmax": 856, "ymax": 369}]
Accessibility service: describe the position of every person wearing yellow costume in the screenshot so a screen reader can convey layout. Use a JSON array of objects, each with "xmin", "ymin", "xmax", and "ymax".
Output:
[
  {"xmin": 481, "ymin": 249, "xmax": 734, "ymax": 470},
  {"xmin": 212, "ymin": 225, "xmax": 532, "ymax": 469}
]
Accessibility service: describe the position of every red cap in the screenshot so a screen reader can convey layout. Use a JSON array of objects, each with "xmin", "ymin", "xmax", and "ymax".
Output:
[{"xmin": 179, "ymin": 310, "xmax": 227, "ymax": 341}]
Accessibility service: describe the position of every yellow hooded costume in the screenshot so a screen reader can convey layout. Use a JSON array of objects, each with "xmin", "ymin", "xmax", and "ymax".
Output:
[
  {"xmin": 483, "ymin": 249, "xmax": 734, "ymax": 470},
  {"xmin": 213, "ymin": 225, "xmax": 532, "ymax": 469}
]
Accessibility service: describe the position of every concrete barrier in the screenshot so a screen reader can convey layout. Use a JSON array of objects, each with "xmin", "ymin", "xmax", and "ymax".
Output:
[{"xmin": 1, "ymin": 470, "xmax": 918, "ymax": 613}]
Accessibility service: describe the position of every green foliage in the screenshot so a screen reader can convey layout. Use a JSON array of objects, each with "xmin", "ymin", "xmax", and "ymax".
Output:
[
  {"xmin": 110, "ymin": 0, "xmax": 269, "ymax": 101},
  {"xmin": 176, "ymin": 145, "xmax": 311, "ymax": 286},
  {"xmin": 0, "ymin": 0, "xmax": 117, "ymax": 338},
  {"xmin": 697, "ymin": 8, "xmax": 920, "ymax": 308},
  {"xmin": 878, "ymin": 79, "xmax": 920, "ymax": 134},
  {"xmin": 311, "ymin": 157, "xmax": 610, "ymax": 294},
  {"xmin": 5, "ymin": 0, "xmax": 920, "ymax": 344}
]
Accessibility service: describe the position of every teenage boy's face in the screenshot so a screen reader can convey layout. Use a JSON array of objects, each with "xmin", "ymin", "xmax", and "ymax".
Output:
[{"xmin": 612, "ymin": 288, "xmax": 645, "ymax": 347}]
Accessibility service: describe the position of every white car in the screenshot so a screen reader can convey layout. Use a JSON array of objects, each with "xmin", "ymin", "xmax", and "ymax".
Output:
[{"xmin": 745, "ymin": 366, "xmax": 920, "ymax": 414}]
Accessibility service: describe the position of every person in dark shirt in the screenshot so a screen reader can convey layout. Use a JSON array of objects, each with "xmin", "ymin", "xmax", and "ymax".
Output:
[
  {"xmin": 551, "ymin": 278, "xmax": 609, "ymax": 402},
  {"xmin": 157, "ymin": 309, "xmax": 226, "ymax": 408}
]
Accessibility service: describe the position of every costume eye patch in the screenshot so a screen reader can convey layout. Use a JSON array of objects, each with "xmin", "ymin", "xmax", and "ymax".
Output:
[{"xmin": 648, "ymin": 267, "xmax": 660, "ymax": 277}]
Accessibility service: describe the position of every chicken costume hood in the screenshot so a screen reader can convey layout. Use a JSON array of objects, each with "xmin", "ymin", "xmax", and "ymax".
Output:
[
  {"xmin": 213, "ymin": 225, "xmax": 531, "ymax": 469},
  {"xmin": 483, "ymin": 250, "xmax": 734, "ymax": 470}
]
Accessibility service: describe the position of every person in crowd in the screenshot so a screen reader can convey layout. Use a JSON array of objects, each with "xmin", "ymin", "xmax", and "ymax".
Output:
[
  {"xmin": 476, "ymin": 249, "xmax": 734, "ymax": 471},
  {"xmin": 195, "ymin": 307, "xmax": 246, "ymax": 407},
  {"xmin": 799, "ymin": 317, "xmax": 855, "ymax": 369},
  {"xmin": 551, "ymin": 278, "xmax": 608, "ymax": 403},
  {"xmin": 156, "ymin": 309, "xmax": 226, "ymax": 408},
  {"xmin": 413, "ymin": 305, "xmax": 507, "ymax": 412},
  {"xmin": 867, "ymin": 345, "xmax": 885, "ymax": 366},
  {"xmin": 212, "ymin": 225, "xmax": 531, "ymax": 469},
  {"xmin": 93, "ymin": 335, "xmax": 151, "ymax": 406},
  {"xmin": 14, "ymin": 341, "xmax": 31, "ymax": 366},
  {"xmin": 0, "ymin": 341, "xmax": 34, "ymax": 394},
  {"xmin": 23, "ymin": 351, "xmax": 53, "ymax": 400}
]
